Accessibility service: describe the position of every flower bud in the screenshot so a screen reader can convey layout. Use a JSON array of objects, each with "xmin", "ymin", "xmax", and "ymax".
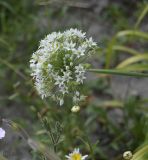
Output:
[
  {"xmin": 71, "ymin": 106, "xmax": 80, "ymax": 113},
  {"xmin": 123, "ymin": 151, "xmax": 133, "ymax": 160}
]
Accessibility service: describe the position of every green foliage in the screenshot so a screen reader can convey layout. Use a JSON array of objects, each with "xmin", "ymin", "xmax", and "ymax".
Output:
[
  {"xmin": 104, "ymin": 4, "xmax": 148, "ymax": 73},
  {"xmin": 103, "ymin": 3, "xmax": 129, "ymax": 30},
  {"xmin": 0, "ymin": 1, "xmax": 148, "ymax": 160},
  {"xmin": 131, "ymin": 144, "xmax": 148, "ymax": 160}
]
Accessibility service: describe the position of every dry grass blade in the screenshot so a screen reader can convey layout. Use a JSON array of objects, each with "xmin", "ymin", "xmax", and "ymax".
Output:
[{"xmin": 37, "ymin": 0, "xmax": 91, "ymax": 9}]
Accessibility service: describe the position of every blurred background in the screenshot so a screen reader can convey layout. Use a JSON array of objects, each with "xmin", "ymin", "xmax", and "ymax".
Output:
[{"xmin": 0, "ymin": 0, "xmax": 148, "ymax": 160}]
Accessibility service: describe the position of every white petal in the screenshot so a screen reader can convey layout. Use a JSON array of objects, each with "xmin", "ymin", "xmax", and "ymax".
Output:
[
  {"xmin": 0, "ymin": 128, "xmax": 5, "ymax": 139},
  {"xmin": 65, "ymin": 155, "xmax": 70, "ymax": 159},
  {"xmin": 60, "ymin": 99, "xmax": 64, "ymax": 106},
  {"xmin": 82, "ymin": 155, "xmax": 88, "ymax": 159}
]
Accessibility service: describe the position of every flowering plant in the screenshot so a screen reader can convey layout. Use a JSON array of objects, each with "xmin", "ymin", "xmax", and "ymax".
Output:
[{"xmin": 30, "ymin": 29, "xmax": 98, "ymax": 106}]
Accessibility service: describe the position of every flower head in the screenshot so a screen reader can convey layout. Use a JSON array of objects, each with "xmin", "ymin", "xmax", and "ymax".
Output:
[
  {"xmin": 123, "ymin": 151, "xmax": 133, "ymax": 160},
  {"xmin": 66, "ymin": 148, "xmax": 88, "ymax": 160},
  {"xmin": 30, "ymin": 28, "xmax": 98, "ymax": 106},
  {"xmin": 0, "ymin": 128, "xmax": 5, "ymax": 139}
]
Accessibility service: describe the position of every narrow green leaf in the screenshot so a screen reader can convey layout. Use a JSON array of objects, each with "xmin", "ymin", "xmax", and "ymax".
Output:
[
  {"xmin": 117, "ymin": 54, "xmax": 148, "ymax": 68},
  {"xmin": 0, "ymin": 38, "xmax": 9, "ymax": 47},
  {"xmin": 98, "ymin": 100, "xmax": 123, "ymax": 108},
  {"xmin": 0, "ymin": 1, "xmax": 15, "ymax": 14},
  {"xmin": 0, "ymin": 58, "xmax": 27, "ymax": 80},
  {"xmin": 118, "ymin": 64, "xmax": 148, "ymax": 72},
  {"xmin": 113, "ymin": 45, "xmax": 139, "ymax": 55},
  {"xmin": 135, "ymin": 5, "xmax": 148, "ymax": 29},
  {"xmin": 88, "ymin": 69, "xmax": 148, "ymax": 78},
  {"xmin": 105, "ymin": 30, "xmax": 148, "ymax": 68},
  {"xmin": 116, "ymin": 30, "xmax": 148, "ymax": 39},
  {"xmin": 132, "ymin": 144, "xmax": 148, "ymax": 160}
]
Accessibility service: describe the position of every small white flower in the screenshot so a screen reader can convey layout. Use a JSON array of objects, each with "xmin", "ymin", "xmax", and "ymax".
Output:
[
  {"xmin": 71, "ymin": 106, "xmax": 80, "ymax": 112},
  {"xmin": 45, "ymin": 32, "xmax": 62, "ymax": 43},
  {"xmin": 75, "ymin": 64, "xmax": 86, "ymax": 84},
  {"xmin": 59, "ymin": 98, "xmax": 64, "ymax": 106},
  {"xmin": 70, "ymin": 62, "xmax": 73, "ymax": 66},
  {"xmin": 87, "ymin": 37, "xmax": 97, "ymax": 46},
  {"xmin": 73, "ymin": 91, "xmax": 80, "ymax": 103},
  {"xmin": 0, "ymin": 128, "xmax": 5, "ymax": 139},
  {"xmin": 73, "ymin": 91, "xmax": 85, "ymax": 104},
  {"xmin": 76, "ymin": 91, "xmax": 80, "ymax": 96},
  {"xmin": 64, "ymin": 41, "xmax": 76, "ymax": 51},
  {"xmin": 55, "ymin": 76, "xmax": 65, "ymax": 87},
  {"xmin": 59, "ymin": 85, "xmax": 68, "ymax": 94},
  {"xmin": 30, "ymin": 28, "xmax": 98, "ymax": 106},
  {"xmin": 75, "ymin": 64, "xmax": 85, "ymax": 74},
  {"xmin": 64, "ymin": 28, "xmax": 86, "ymax": 38},
  {"xmin": 48, "ymin": 64, "xmax": 52, "ymax": 70},
  {"xmin": 76, "ymin": 73, "xmax": 86, "ymax": 84},
  {"xmin": 66, "ymin": 148, "xmax": 88, "ymax": 160},
  {"xmin": 63, "ymin": 70, "xmax": 72, "ymax": 82}
]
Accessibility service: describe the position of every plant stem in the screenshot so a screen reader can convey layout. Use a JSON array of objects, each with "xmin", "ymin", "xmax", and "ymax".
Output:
[
  {"xmin": 77, "ymin": 136, "xmax": 95, "ymax": 160},
  {"xmin": 88, "ymin": 69, "xmax": 148, "ymax": 78},
  {"xmin": 0, "ymin": 57, "xmax": 27, "ymax": 80},
  {"xmin": 132, "ymin": 144, "xmax": 148, "ymax": 160}
]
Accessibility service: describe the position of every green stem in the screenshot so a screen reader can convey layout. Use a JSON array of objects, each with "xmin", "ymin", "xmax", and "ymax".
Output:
[
  {"xmin": 77, "ymin": 136, "xmax": 95, "ymax": 160},
  {"xmin": 132, "ymin": 145, "xmax": 148, "ymax": 160},
  {"xmin": 0, "ymin": 57, "xmax": 27, "ymax": 80},
  {"xmin": 86, "ymin": 138, "xmax": 96, "ymax": 160},
  {"xmin": 88, "ymin": 69, "xmax": 148, "ymax": 78}
]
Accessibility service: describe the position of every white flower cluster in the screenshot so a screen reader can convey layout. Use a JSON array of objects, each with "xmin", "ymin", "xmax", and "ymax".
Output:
[{"xmin": 30, "ymin": 28, "xmax": 98, "ymax": 106}]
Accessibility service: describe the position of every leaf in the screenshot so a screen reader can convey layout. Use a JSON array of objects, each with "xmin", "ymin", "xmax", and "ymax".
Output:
[
  {"xmin": 0, "ymin": 38, "xmax": 9, "ymax": 48},
  {"xmin": 8, "ymin": 93, "xmax": 19, "ymax": 100},
  {"xmin": 135, "ymin": 5, "xmax": 148, "ymax": 29},
  {"xmin": 88, "ymin": 69, "xmax": 148, "ymax": 78},
  {"xmin": 0, "ymin": 1, "xmax": 15, "ymax": 14},
  {"xmin": 117, "ymin": 54, "xmax": 148, "ymax": 68},
  {"xmin": 116, "ymin": 30, "xmax": 148, "ymax": 39},
  {"xmin": 132, "ymin": 144, "xmax": 148, "ymax": 160},
  {"xmin": 116, "ymin": 64, "xmax": 148, "ymax": 72},
  {"xmin": 113, "ymin": 45, "xmax": 139, "ymax": 55},
  {"xmin": 105, "ymin": 30, "xmax": 148, "ymax": 68},
  {"xmin": 0, "ymin": 58, "xmax": 27, "ymax": 80},
  {"xmin": 98, "ymin": 100, "xmax": 123, "ymax": 108}
]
